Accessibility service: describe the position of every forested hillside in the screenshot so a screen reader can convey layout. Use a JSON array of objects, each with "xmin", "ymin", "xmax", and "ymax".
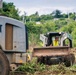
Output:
[{"xmin": 1, "ymin": 2, "xmax": 76, "ymax": 47}]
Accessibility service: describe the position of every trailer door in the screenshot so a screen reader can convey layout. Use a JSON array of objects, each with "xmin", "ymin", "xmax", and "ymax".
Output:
[{"xmin": 5, "ymin": 23, "xmax": 13, "ymax": 50}]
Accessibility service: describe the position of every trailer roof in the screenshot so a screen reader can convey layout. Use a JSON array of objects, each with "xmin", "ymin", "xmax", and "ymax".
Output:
[{"xmin": 0, "ymin": 16, "xmax": 25, "ymax": 27}]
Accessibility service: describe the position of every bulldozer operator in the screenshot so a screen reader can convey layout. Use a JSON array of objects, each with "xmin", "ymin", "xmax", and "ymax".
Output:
[{"xmin": 52, "ymin": 36, "xmax": 59, "ymax": 46}]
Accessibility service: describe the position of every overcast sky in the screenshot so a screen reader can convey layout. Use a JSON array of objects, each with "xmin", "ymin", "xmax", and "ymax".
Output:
[{"xmin": 3, "ymin": 0, "xmax": 76, "ymax": 15}]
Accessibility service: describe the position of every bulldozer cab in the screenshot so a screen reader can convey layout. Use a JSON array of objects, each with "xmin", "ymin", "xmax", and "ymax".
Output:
[
  {"xmin": 46, "ymin": 32, "xmax": 61, "ymax": 46},
  {"xmin": 40, "ymin": 32, "xmax": 72, "ymax": 48}
]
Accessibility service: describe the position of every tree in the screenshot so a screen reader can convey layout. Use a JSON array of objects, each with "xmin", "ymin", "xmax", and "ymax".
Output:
[
  {"xmin": 52, "ymin": 10, "xmax": 62, "ymax": 18},
  {"xmin": 62, "ymin": 13, "xmax": 68, "ymax": 18},
  {"xmin": 0, "ymin": 2, "xmax": 20, "ymax": 20},
  {"xmin": 29, "ymin": 11, "xmax": 40, "ymax": 21},
  {"xmin": 69, "ymin": 12, "xmax": 76, "ymax": 20},
  {"xmin": 40, "ymin": 14, "xmax": 53, "ymax": 21}
]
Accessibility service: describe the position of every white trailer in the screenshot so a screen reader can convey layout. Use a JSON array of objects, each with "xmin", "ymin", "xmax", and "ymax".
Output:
[{"xmin": 0, "ymin": 16, "xmax": 28, "ymax": 75}]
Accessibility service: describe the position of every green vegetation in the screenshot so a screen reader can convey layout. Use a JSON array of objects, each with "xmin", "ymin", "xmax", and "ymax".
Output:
[
  {"xmin": 16, "ymin": 60, "xmax": 76, "ymax": 75},
  {"xmin": 17, "ymin": 62, "xmax": 46, "ymax": 73},
  {"xmin": 0, "ymin": 2, "xmax": 20, "ymax": 20},
  {"xmin": 1, "ymin": 1, "xmax": 76, "ymax": 47}
]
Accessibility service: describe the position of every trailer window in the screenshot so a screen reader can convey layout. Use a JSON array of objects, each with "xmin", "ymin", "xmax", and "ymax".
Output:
[{"xmin": 0, "ymin": 25, "xmax": 2, "ymax": 32}]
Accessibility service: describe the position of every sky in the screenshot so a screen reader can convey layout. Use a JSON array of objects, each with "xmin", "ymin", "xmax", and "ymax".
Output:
[{"xmin": 3, "ymin": 0, "xmax": 76, "ymax": 16}]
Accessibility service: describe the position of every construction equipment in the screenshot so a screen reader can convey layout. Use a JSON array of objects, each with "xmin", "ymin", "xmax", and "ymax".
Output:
[
  {"xmin": 0, "ymin": 16, "xmax": 28, "ymax": 75},
  {"xmin": 0, "ymin": 16, "xmax": 75, "ymax": 75},
  {"xmin": 33, "ymin": 32, "xmax": 75, "ymax": 66}
]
